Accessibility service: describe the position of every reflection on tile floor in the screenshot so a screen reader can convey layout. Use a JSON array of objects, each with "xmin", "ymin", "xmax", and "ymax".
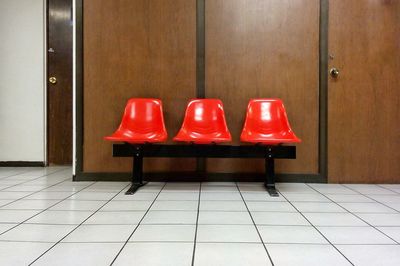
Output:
[{"xmin": 0, "ymin": 167, "xmax": 400, "ymax": 265}]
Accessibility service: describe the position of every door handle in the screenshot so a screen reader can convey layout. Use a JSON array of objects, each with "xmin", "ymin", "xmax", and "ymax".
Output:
[
  {"xmin": 330, "ymin": 68, "xmax": 339, "ymax": 78},
  {"xmin": 49, "ymin": 77, "xmax": 57, "ymax": 84}
]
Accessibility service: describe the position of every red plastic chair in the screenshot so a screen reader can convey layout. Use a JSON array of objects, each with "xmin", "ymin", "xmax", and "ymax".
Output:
[
  {"xmin": 240, "ymin": 99, "xmax": 301, "ymax": 144},
  {"xmin": 173, "ymin": 99, "xmax": 232, "ymax": 144},
  {"xmin": 104, "ymin": 98, "xmax": 167, "ymax": 144}
]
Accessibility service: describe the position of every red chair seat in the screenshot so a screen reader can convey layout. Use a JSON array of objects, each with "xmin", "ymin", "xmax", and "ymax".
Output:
[
  {"xmin": 173, "ymin": 99, "xmax": 232, "ymax": 144},
  {"xmin": 240, "ymin": 99, "xmax": 301, "ymax": 145},
  {"xmin": 104, "ymin": 98, "xmax": 167, "ymax": 144}
]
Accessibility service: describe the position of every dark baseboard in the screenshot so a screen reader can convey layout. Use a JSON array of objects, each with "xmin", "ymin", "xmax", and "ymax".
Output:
[
  {"xmin": 73, "ymin": 171, "xmax": 325, "ymax": 183},
  {"xmin": 0, "ymin": 161, "xmax": 45, "ymax": 167}
]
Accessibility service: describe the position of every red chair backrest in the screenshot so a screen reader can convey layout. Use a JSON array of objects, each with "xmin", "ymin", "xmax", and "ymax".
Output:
[
  {"xmin": 243, "ymin": 99, "xmax": 295, "ymax": 136},
  {"xmin": 118, "ymin": 98, "xmax": 167, "ymax": 134},
  {"xmin": 180, "ymin": 99, "xmax": 231, "ymax": 137}
]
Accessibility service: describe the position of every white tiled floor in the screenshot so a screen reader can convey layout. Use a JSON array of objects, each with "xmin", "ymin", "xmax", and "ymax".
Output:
[{"xmin": 0, "ymin": 167, "xmax": 400, "ymax": 265}]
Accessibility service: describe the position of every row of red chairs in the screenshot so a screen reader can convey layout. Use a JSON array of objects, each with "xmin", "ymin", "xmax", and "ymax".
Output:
[{"xmin": 105, "ymin": 98, "xmax": 301, "ymax": 145}]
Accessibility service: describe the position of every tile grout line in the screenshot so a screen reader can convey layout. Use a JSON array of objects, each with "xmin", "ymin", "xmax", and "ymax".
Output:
[
  {"xmin": 376, "ymin": 184, "xmax": 400, "ymax": 195},
  {"xmin": 0, "ymin": 178, "xmax": 95, "ymax": 237},
  {"xmin": 109, "ymin": 183, "xmax": 167, "ymax": 265},
  {"xmin": 28, "ymin": 183, "xmax": 131, "ymax": 265},
  {"xmin": 0, "ymin": 168, "xmax": 45, "ymax": 180},
  {"xmin": 236, "ymin": 182, "xmax": 275, "ymax": 266},
  {"xmin": 191, "ymin": 183, "xmax": 202, "ymax": 266},
  {"xmin": 0, "ymin": 177, "xmax": 76, "ymax": 209},
  {"xmin": 0, "ymin": 168, "xmax": 71, "ymax": 192},
  {"xmin": 0, "ymin": 167, "xmax": 66, "ymax": 180},
  {"xmin": 340, "ymin": 184, "xmax": 400, "ymax": 214},
  {"xmin": 305, "ymin": 184, "xmax": 400, "ymax": 245},
  {"xmin": 278, "ymin": 189, "xmax": 355, "ymax": 266}
]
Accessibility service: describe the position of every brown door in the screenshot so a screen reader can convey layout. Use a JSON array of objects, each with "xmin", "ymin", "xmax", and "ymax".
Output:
[
  {"xmin": 205, "ymin": 0, "xmax": 320, "ymax": 174},
  {"xmin": 328, "ymin": 1, "xmax": 400, "ymax": 183},
  {"xmin": 47, "ymin": 0, "xmax": 73, "ymax": 165}
]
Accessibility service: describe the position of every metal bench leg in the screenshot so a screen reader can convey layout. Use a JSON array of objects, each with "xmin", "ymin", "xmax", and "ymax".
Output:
[
  {"xmin": 125, "ymin": 146, "xmax": 147, "ymax": 195},
  {"xmin": 265, "ymin": 157, "xmax": 279, "ymax": 197}
]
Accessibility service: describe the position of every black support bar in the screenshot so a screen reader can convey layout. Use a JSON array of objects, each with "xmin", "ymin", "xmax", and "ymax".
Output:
[
  {"xmin": 114, "ymin": 144, "xmax": 296, "ymax": 197},
  {"xmin": 113, "ymin": 144, "xmax": 296, "ymax": 159}
]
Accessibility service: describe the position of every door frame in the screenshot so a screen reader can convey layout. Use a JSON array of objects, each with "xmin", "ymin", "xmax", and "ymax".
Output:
[{"xmin": 72, "ymin": 0, "xmax": 329, "ymax": 183}]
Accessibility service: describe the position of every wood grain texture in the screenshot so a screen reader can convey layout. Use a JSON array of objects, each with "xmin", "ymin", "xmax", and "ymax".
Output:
[
  {"xmin": 205, "ymin": 0, "xmax": 320, "ymax": 174},
  {"xmin": 47, "ymin": 0, "xmax": 73, "ymax": 165},
  {"xmin": 83, "ymin": 0, "xmax": 196, "ymax": 172},
  {"xmin": 328, "ymin": 0, "xmax": 400, "ymax": 183}
]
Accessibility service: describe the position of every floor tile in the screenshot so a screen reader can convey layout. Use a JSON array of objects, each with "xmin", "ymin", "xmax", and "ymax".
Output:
[
  {"xmin": 33, "ymin": 242, "xmax": 123, "ymax": 266},
  {"xmin": 345, "ymin": 184, "xmax": 397, "ymax": 195},
  {"xmin": 130, "ymin": 224, "xmax": 195, "ymax": 242},
  {"xmin": 113, "ymin": 242, "xmax": 193, "ymax": 266},
  {"xmin": 100, "ymin": 200, "xmax": 153, "ymax": 211},
  {"xmin": 201, "ymin": 186, "xmax": 239, "ymax": 192},
  {"xmin": 163, "ymin": 185, "xmax": 200, "ymax": 192},
  {"xmin": 368, "ymin": 195, "xmax": 400, "ymax": 203},
  {"xmin": 247, "ymin": 201, "xmax": 297, "ymax": 212},
  {"xmin": 150, "ymin": 200, "xmax": 198, "ymax": 211},
  {"xmin": 194, "ymin": 243, "xmax": 272, "ymax": 266},
  {"xmin": 276, "ymin": 183, "xmax": 317, "ymax": 194},
  {"xmin": 84, "ymin": 211, "xmax": 145, "ymax": 225},
  {"xmin": 113, "ymin": 192, "xmax": 158, "ymax": 201},
  {"xmin": 63, "ymin": 224, "xmax": 136, "ymax": 242},
  {"xmin": 241, "ymin": 192, "xmax": 286, "ymax": 202},
  {"xmin": 385, "ymin": 202, "xmax": 400, "ymax": 211},
  {"xmin": 292, "ymin": 202, "xmax": 346, "ymax": 213},
  {"xmin": 356, "ymin": 213, "xmax": 400, "ymax": 226},
  {"xmin": 0, "ymin": 224, "xmax": 75, "ymax": 242},
  {"xmin": 376, "ymin": 227, "xmax": 400, "ymax": 242},
  {"xmin": 337, "ymin": 245, "xmax": 400, "ymax": 266},
  {"xmin": 157, "ymin": 192, "xmax": 199, "ymax": 201},
  {"xmin": 0, "ymin": 241, "xmax": 53, "ymax": 265},
  {"xmin": 198, "ymin": 211, "xmax": 253, "ymax": 225},
  {"xmin": 199, "ymin": 200, "xmax": 247, "ymax": 211},
  {"xmin": 281, "ymin": 193, "xmax": 330, "ymax": 202},
  {"xmin": 197, "ymin": 224, "xmax": 260, "ymax": 243},
  {"xmin": 203, "ymin": 182, "xmax": 236, "ymax": 187},
  {"xmin": 2, "ymin": 185, "xmax": 49, "ymax": 192},
  {"xmin": 303, "ymin": 213, "xmax": 368, "ymax": 226},
  {"xmin": 252, "ymin": 212, "xmax": 310, "ymax": 226},
  {"xmin": 267, "ymin": 244, "xmax": 351, "ymax": 266},
  {"xmin": 26, "ymin": 210, "xmax": 93, "ymax": 225},
  {"xmin": 1, "ymin": 199, "xmax": 60, "ymax": 210},
  {"xmin": 325, "ymin": 194, "xmax": 374, "ymax": 203},
  {"xmin": 0, "ymin": 191, "xmax": 32, "ymax": 199},
  {"xmin": 308, "ymin": 184, "xmax": 357, "ymax": 194},
  {"xmin": 0, "ymin": 209, "xmax": 40, "ymax": 223},
  {"xmin": 25, "ymin": 191, "xmax": 75, "ymax": 200},
  {"xmin": 200, "ymin": 192, "xmax": 242, "ymax": 201},
  {"xmin": 318, "ymin": 226, "xmax": 395, "ymax": 244},
  {"xmin": 68, "ymin": 192, "xmax": 117, "ymax": 200},
  {"xmin": 49, "ymin": 200, "xmax": 106, "ymax": 211},
  {"xmin": 338, "ymin": 202, "xmax": 397, "ymax": 213},
  {"xmin": 142, "ymin": 211, "xmax": 198, "ymax": 225},
  {"xmin": 258, "ymin": 225, "xmax": 327, "ymax": 244}
]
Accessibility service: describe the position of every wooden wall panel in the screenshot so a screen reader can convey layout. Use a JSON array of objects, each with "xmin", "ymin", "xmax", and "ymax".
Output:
[
  {"xmin": 328, "ymin": 0, "xmax": 400, "ymax": 183},
  {"xmin": 83, "ymin": 0, "xmax": 196, "ymax": 172},
  {"xmin": 205, "ymin": 0, "xmax": 320, "ymax": 174}
]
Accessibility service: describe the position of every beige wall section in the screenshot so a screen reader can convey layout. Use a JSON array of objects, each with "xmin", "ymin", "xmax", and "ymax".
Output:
[
  {"xmin": 205, "ymin": 0, "xmax": 320, "ymax": 174},
  {"xmin": 0, "ymin": 0, "xmax": 46, "ymax": 162},
  {"xmin": 83, "ymin": 0, "xmax": 196, "ymax": 172}
]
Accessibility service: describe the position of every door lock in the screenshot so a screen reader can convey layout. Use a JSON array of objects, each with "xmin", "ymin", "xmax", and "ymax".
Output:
[
  {"xmin": 330, "ymin": 68, "xmax": 339, "ymax": 78},
  {"xmin": 49, "ymin": 77, "xmax": 57, "ymax": 84}
]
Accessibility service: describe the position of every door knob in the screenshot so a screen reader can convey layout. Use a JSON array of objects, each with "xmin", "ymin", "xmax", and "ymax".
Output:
[
  {"xmin": 330, "ymin": 68, "xmax": 339, "ymax": 78},
  {"xmin": 49, "ymin": 77, "xmax": 57, "ymax": 84}
]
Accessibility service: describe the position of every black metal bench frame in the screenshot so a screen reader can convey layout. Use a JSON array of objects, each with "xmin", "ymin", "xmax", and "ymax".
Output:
[{"xmin": 112, "ymin": 144, "xmax": 296, "ymax": 197}]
